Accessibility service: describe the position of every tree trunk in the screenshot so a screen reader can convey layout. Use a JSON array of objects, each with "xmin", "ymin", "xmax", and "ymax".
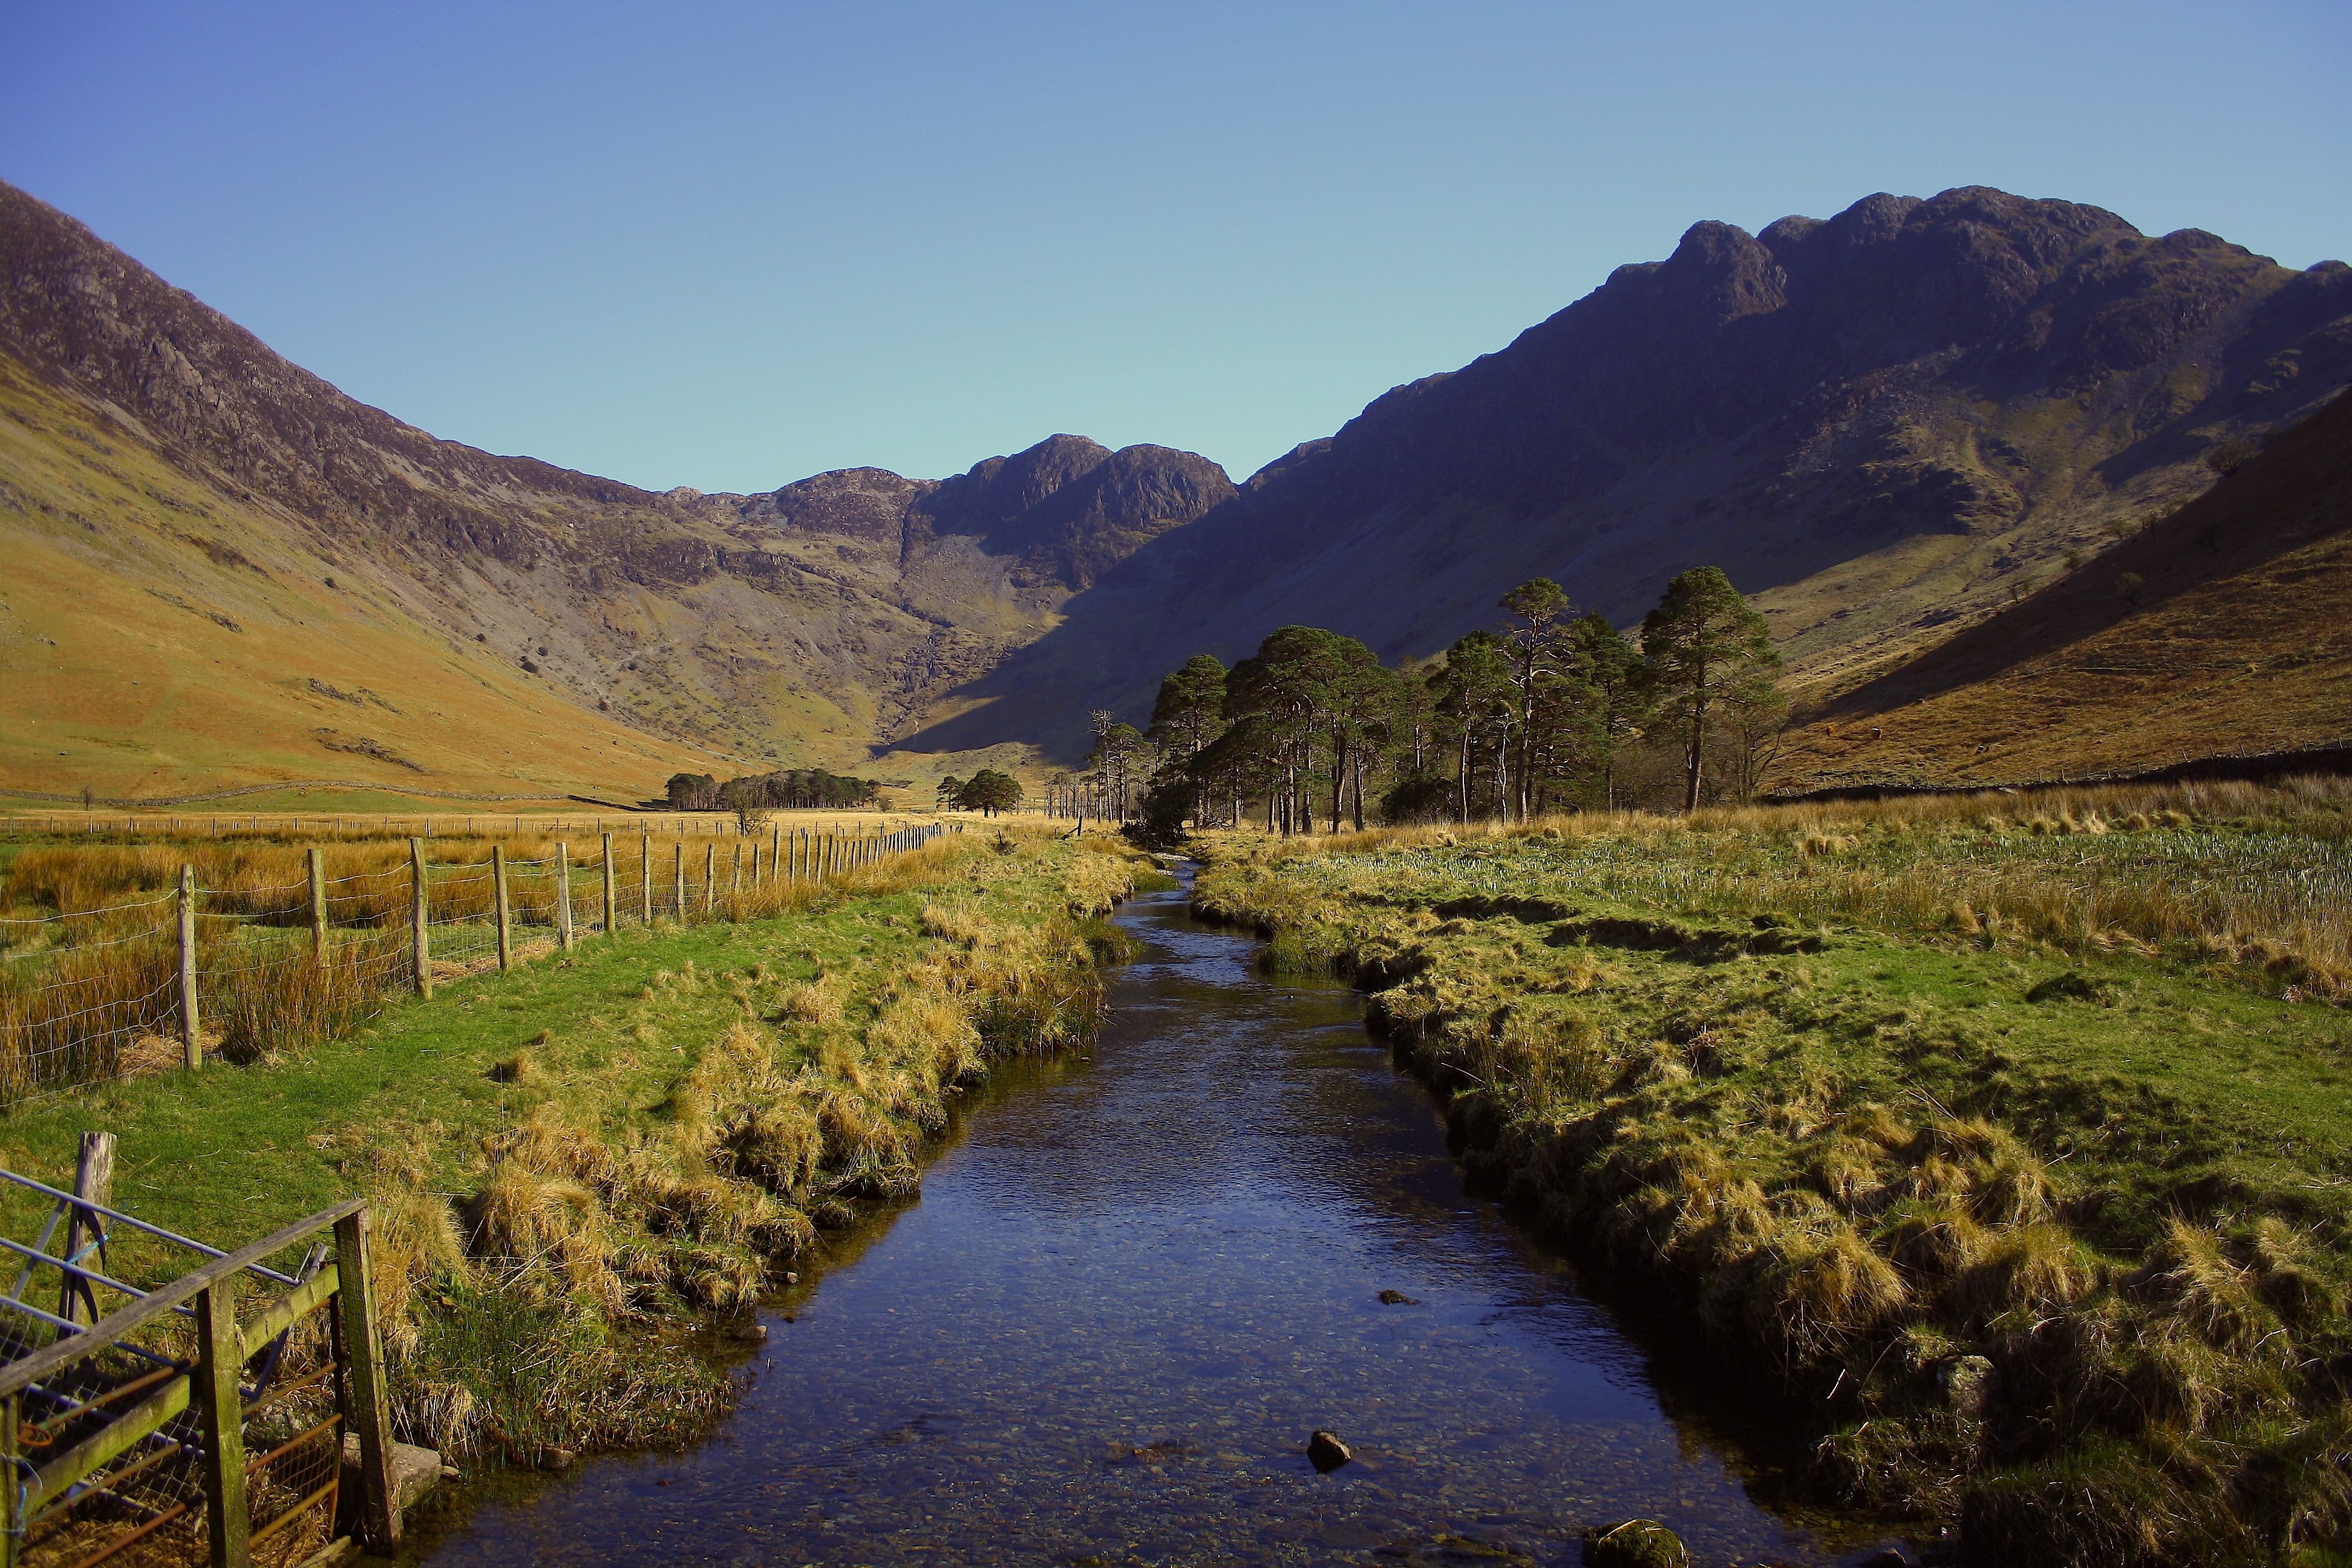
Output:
[
  {"xmin": 1685, "ymin": 694, "xmax": 1707, "ymax": 814},
  {"xmin": 1330, "ymin": 734, "xmax": 1346, "ymax": 833},
  {"xmin": 1457, "ymin": 730, "xmax": 1471, "ymax": 824}
]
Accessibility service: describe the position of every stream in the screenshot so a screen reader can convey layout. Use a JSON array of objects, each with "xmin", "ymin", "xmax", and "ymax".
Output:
[{"xmin": 409, "ymin": 871, "xmax": 1904, "ymax": 1566}]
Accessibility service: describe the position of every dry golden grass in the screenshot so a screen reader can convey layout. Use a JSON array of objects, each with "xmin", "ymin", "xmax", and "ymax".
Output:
[{"xmin": 1194, "ymin": 797, "xmax": 2352, "ymax": 1563}]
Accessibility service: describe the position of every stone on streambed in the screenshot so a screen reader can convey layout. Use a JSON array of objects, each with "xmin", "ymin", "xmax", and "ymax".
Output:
[
  {"xmin": 1579, "ymin": 1518, "xmax": 1688, "ymax": 1568},
  {"xmin": 1306, "ymin": 1429, "xmax": 1353, "ymax": 1471},
  {"xmin": 1377, "ymin": 1289, "xmax": 1421, "ymax": 1304}
]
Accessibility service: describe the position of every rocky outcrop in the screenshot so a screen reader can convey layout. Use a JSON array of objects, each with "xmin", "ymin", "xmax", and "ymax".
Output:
[
  {"xmin": 898, "ymin": 188, "xmax": 2352, "ymax": 757},
  {"xmin": 0, "ymin": 179, "xmax": 1231, "ymax": 766}
]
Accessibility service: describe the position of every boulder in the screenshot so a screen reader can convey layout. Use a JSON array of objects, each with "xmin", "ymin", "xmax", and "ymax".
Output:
[
  {"xmin": 1579, "ymin": 1518, "xmax": 1688, "ymax": 1568},
  {"xmin": 1306, "ymin": 1429, "xmax": 1353, "ymax": 1472}
]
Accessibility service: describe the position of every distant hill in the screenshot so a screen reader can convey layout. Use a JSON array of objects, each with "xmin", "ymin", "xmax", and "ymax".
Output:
[
  {"xmin": 5, "ymin": 178, "xmax": 2347, "ymax": 797},
  {"xmin": 1774, "ymin": 386, "xmax": 2352, "ymax": 789},
  {"xmin": 0, "ymin": 178, "xmax": 1228, "ymax": 801},
  {"xmin": 903, "ymin": 188, "xmax": 2352, "ymax": 757}
]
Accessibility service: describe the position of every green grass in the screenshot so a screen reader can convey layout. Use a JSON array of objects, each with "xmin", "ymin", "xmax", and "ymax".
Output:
[
  {"xmin": 0, "ymin": 828, "xmax": 1150, "ymax": 1467},
  {"xmin": 0, "ymin": 912, "xmax": 895, "ymax": 1250},
  {"xmin": 1193, "ymin": 794, "xmax": 2352, "ymax": 1566}
]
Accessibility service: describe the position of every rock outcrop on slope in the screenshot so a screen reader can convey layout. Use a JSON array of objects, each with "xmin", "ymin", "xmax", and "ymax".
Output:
[
  {"xmin": 0, "ymin": 177, "xmax": 1231, "ymax": 792},
  {"xmin": 5, "ymin": 177, "xmax": 2347, "ymax": 791},
  {"xmin": 903, "ymin": 188, "xmax": 2352, "ymax": 757}
]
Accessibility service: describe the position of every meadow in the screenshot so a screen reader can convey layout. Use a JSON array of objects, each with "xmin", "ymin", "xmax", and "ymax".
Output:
[
  {"xmin": 0, "ymin": 823, "xmax": 1151, "ymax": 1469},
  {"xmin": 1192, "ymin": 776, "xmax": 2352, "ymax": 1568},
  {"xmin": 0, "ymin": 814, "xmax": 946, "ymax": 1097}
]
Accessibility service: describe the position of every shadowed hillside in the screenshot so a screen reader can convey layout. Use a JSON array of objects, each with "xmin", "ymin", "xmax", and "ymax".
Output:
[
  {"xmin": 901, "ymin": 188, "xmax": 2352, "ymax": 760},
  {"xmin": 0, "ymin": 178, "xmax": 1230, "ymax": 800},
  {"xmin": 7, "ymin": 178, "xmax": 2348, "ymax": 792},
  {"xmin": 1775, "ymin": 387, "xmax": 2352, "ymax": 788}
]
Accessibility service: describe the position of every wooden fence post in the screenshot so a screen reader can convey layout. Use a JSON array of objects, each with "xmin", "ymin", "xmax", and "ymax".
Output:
[
  {"xmin": 704, "ymin": 844, "xmax": 716, "ymax": 916},
  {"xmin": 333, "ymin": 1207, "xmax": 400, "ymax": 1556},
  {"xmin": 195, "ymin": 1278, "xmax": 250, "ymax": 1567},
  {"xmin": 59, "ymin": 1131, "xmax": 114, "ymax": 1327},
  {"xmin": 601, "ymin": 833, "xmax": 616, "ymax": 936},
  {"xmin": 731, "ymin": 843, "xmax": 742, "ymax": 906},
  {"xmin": 556, "ymin": 842, "xmax": 575, "ymax": 951},
  {"xmin": 771, "ymin": 823, "xmax": 781, "ymax": 881},
  {"xmin": 410, "ymin": 838, "xmax": 431, "ymax": 998},
  {"xmin": 639, "ymin": 832, "xmax": 652, "ymax": 926},
  {"xmin": 308, "ymin": 847, "xmax": 328, "ymax": 970},
  {"xmin": 492, "ymin": 845, "xmax": 511, "ymax": 972},
  {"xmin": 673, "ymin": 843, "xmax": 685, "ymax": 921},
  {"xmin": 1, "ymin": 1389, "xmax": 19, "ymax": 1568},
  {"xmin": 179, "ymin": 864, "xmax": 200, "ymax": 1070}
]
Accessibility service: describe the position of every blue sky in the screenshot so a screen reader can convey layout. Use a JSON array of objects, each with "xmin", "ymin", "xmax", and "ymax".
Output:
[{"xmin": 4, "ymin": 1, "xmax": 2346, "ymax": 493}]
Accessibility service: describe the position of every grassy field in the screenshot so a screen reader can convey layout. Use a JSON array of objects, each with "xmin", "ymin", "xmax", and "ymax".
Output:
[
  {"xmin": 1192, "ymin": 778, "xmax": 2352, "ymax": 1568},
  {"xmin": 0, "ymin": 825, "xmax": 1148, "ymax": 1468}
]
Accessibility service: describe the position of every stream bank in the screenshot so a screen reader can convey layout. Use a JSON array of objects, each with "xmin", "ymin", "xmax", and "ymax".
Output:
[{"xmin": 403, "ymin": 867, "xmax": 1906, "ymax": 1566}]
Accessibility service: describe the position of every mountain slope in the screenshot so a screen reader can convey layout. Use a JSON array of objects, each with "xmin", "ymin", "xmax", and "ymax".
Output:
[
  {"xmin": 901, "ymin": 188, "xmax": 2352, "ymax": 758},
  {"xmin": 1772, "ymin": 387, "xmax": 2352, "ymax": 789},
  {"xmin": 0, "ymin": 178, "xmax": 1231, "ymax": 800}
]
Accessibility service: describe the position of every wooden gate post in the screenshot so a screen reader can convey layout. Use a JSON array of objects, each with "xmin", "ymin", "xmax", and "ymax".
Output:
[
  {"xmin": 180, "ymin": 864, "xmax": 201, "ymax": 1070},
  {"xmin": 555, "ymin": 842, "xmax": 575, "ymax": 951},
  {"xmin": 601, "ymin": 833, "xmax": 617, "ymax": 936},
  {"xmin": 492, "ymin": 846, "xmax": 511, "ymax": 973},
  {"xmin": 333, "ymin": 1208, "xmax": 400, "ymax": 1556},
  {"xmin": 308, "ymin": 847, "xmax": 328, "ymax": 970},
  {"xmin": 195, "ymin": 1279, "xmax": 250, "ymax": 1567},
  {"xmin": 1, "ymin": 1389, "xmax": 19, "ymax": 1568},
  {"xmin": 410, "ymin": 838, "xmax": 431, "ymax": 998},
  {"xmin": 59, "ymin": 1131, "xmax": 114, "ymax": 1327}
]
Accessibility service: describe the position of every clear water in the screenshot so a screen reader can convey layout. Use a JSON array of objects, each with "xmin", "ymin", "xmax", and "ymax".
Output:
[{"xmin": 410, "ymin": 875, "xmax": 1906, "ymax": 1566}]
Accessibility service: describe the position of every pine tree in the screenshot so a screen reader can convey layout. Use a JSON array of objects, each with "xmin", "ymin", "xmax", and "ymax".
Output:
[{"xmin": 1640, "ymin": 567, "xmax": 1782, "ymax": 812}]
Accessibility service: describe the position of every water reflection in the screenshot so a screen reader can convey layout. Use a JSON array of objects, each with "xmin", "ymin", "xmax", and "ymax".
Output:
[{"xmin": 411, "ymin": 875, "xmax": 1895, "ymax": 1566}]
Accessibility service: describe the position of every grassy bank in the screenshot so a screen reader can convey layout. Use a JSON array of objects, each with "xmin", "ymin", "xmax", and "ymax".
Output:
[
  {"xmin": 0, "ymin": 825, "xmax": 1148, "ymax": 1468},
  {"xmin": 1192, "ymin": 778, "xmax": 2352, "ymax": 1568}
]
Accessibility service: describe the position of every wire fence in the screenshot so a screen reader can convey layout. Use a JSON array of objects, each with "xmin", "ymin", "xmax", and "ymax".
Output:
[
  {"xmin": 0, "ymin": 809, "xmax": 930, "ymax": 844},
  {"xmin": 0, "ymin": 822, "xmax": 955, "ymax": 1107},
  {"xmin": 0, "ymin": 1172, "xmax": 399, "ymax": 1568}
]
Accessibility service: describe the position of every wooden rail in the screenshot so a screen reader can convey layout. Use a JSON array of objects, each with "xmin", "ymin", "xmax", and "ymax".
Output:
[{"xmin": 0, "ymin": 1197, "xmax": 400, "ymax": 1567}]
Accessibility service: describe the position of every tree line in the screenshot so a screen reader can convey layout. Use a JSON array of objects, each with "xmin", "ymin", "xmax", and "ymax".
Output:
[
  {"xmin": 665, "ymin": 766, "xmax": 881, "ymax": 812},
  {"xmin": 1132, "ymin": 566, "xmax": 1786, "ymax": 839}
]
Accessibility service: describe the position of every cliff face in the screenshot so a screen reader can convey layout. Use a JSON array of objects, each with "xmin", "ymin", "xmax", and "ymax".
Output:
[
  {"xmin": 900, "ymin": 188, "xmax": 2352, "ymax": 756},
  {"xmin": 5, "ymin": 176, "xmax": 2347, "ymax": 794},
  {"xmin": 0, "ymin": 178, "xmax": 1231, "ymax": 792}
]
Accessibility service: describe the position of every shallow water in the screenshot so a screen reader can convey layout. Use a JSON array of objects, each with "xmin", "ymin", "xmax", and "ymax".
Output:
[{"xmin": 411, "ymin": 875, "xmax": 1904, "ymax": 1566}]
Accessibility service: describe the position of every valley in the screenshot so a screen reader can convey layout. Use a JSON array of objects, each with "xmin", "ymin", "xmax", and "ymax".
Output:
[{"xmin": 7, "ymin": 179, "xmax": 2347, "ymax": 808}]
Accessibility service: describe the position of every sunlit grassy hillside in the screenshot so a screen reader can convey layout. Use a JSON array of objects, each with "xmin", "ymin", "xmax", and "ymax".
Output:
[{"xmin": 0, "ymin": 356, "xmax": 734, "ymax": 803}]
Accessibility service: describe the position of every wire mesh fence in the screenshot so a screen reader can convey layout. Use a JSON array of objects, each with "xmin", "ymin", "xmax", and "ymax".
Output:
[
  {"xmin": 0, "ymin": 1174, "xmax": 398, "ymax": 1568},
  {"xmin": 0, "ymin": 823, "xmax": 953, "ymax": 1106}
]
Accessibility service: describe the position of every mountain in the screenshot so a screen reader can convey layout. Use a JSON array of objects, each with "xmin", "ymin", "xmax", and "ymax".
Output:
[
  {"xmin": 5, "ymin": 178, "xmax": 2347, "ymax": 801},
  {"xmin": 0, "ymin": 177, "xmax": 1229, "ymax": 802},
  {"xmin": 1774, "ymin": 384, "xmax": 2352, "ymax": 789},
  {"xmin": 901, "ymin": 188, "xmax": 2352, "ymax": 757}
]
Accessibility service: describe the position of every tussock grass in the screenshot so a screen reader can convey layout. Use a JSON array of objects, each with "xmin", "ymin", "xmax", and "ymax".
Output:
[
  {"xmin": 1191, "ymin": 781, "xmax": 2352, "ymax": 1565},
  {"xmin": 0, "ymin": 822, "xmax": 1147, "ymax": 1469}
]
